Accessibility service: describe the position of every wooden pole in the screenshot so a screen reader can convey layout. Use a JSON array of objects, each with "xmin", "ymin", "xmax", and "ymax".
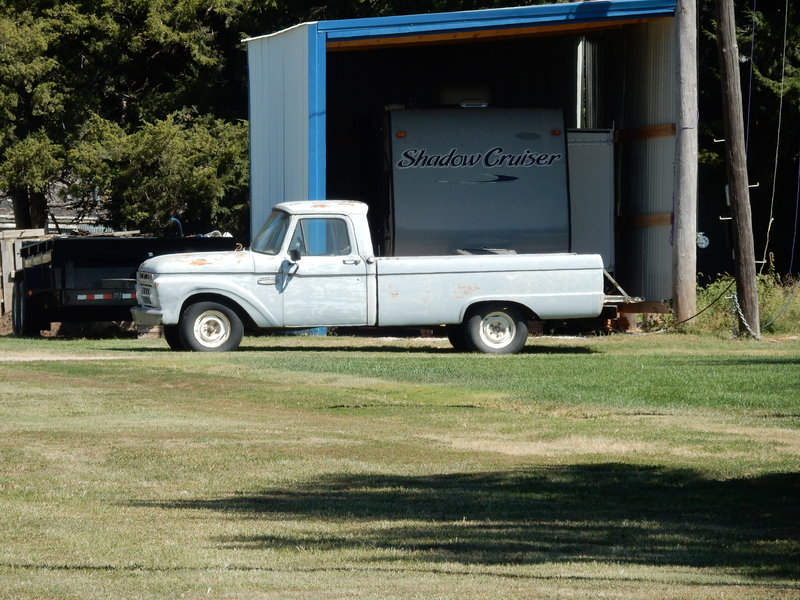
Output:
[
  {"xmin": 715, "ymin": 0, "xmax": 761, "ymax": 338},
  {"xmin": 673, "ymin": 0, "xmax": 698, "ymax": 323}
]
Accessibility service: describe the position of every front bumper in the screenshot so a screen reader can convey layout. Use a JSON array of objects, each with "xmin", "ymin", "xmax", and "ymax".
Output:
[{"xmin": 131, "ymin": 306, "xmax": 165, "ymax": 328}]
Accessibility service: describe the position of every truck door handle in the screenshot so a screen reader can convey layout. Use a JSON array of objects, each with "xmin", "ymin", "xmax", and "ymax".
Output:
[{"xmin": 342, "ymin": 258, "xmax": 361, "ymax": 265}]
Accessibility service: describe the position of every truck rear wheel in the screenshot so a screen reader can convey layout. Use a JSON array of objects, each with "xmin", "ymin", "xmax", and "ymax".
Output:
[
  {"xmin": 446, "ymin": 325, "xmax": 470, "ymax": 351},
  {"xmin": 465, "ymin": 304, "xmax": 528, "ymax": 354},
  {"xmin": 179, "ymin": 301, "xmax": 243, "ymax": 352}
]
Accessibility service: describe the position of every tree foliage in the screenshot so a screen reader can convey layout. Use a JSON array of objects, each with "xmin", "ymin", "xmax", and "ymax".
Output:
[
  {"xmin": 697, "ymin": 2, "xmax": 799, "ymax": 271},
  {"xmin": 0, "ymin": 0, "xmax": 253, "ymax": 235}
]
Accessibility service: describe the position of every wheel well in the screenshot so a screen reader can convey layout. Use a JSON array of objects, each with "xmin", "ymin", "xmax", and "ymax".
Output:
[
  {"xmin": 180, "ymin": 294, "xmax": 256, "ymax": 330},
  {"xmin": 464, "ymin": 300, "xmax": 538, "ymax": 323}
]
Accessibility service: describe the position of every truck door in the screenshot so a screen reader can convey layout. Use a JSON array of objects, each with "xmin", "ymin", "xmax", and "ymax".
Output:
[{"xmin": 281, "ymin": 216, "xmax": 368, "ymax": 327}]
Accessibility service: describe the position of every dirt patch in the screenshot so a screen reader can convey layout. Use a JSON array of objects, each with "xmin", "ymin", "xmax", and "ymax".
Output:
[
  {"xmin": 0, "ymin": 354, "xmax": 131, "ymax": 362},
  {"xmin": 0, "ymin": 312, "xmax": 12, "ymax": 336},
  {"xmin": 685, "ymin": 421, "xmax": 800, "ymax": 454},
  {"xmin": 0, "ymin": 314, "xmax": 139, "ymax": 339},
  {"xmin": 422, "ymin": 433, "xmax": 666, "ymax": 457}
]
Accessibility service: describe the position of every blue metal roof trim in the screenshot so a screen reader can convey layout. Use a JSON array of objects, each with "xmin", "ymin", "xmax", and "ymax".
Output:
[{"xmin": 318, "ymin": 0, "xmax": 676, "ymax": 41}]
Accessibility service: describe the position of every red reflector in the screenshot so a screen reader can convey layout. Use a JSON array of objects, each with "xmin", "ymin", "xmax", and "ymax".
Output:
[{"xmin": 77, "ymin": 293, "xmax": 113, "ymax": 301}]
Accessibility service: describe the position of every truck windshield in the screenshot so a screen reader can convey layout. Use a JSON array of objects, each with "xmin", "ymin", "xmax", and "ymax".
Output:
[{"xmin": 251, "ymin": 211, "xmax": 290, "ymax": 255}]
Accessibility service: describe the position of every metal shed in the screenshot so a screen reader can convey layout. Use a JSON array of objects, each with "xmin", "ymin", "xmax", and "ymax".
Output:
[{"xmin": 245, "ymin": 0, "xmax": 681, "ymax": 303}]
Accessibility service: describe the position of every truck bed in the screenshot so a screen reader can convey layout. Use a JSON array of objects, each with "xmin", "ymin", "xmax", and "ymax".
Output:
[{"xmin": 375, "ymin": 253, "xmax": 605, "ymax": 326}]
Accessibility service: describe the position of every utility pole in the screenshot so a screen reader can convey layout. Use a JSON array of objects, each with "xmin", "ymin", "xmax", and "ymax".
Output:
[
  {"xmin": 715, "ymin": 0, "xmax": 760, "ymax": 338},
  {"xmin": 673, "ymin": 0, "xmax": 698, "ymax": 323}
]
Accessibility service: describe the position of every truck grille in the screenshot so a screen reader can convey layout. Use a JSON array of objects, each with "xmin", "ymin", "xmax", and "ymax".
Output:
[{"xmin": 136, "ymin": 271, "xmax": 157, "ymax": 307}]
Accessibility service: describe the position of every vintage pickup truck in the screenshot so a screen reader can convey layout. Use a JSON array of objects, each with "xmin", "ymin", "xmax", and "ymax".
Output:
[{"xmin": 131, "ymin": 200, "xmax": 605, "ymax": 353}]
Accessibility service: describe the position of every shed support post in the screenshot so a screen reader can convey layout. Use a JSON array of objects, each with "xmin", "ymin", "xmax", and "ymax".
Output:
[{"xmin": 672, "ymin": 0, "xmax": 698, "ymax": 323}]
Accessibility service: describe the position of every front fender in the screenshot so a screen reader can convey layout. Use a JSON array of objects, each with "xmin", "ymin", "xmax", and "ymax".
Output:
[{"xmin": 155, "ymin": 273, "xmax": 281, "ymax": 327}]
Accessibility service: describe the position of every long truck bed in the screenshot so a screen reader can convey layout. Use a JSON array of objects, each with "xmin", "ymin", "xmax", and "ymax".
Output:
[{"xmin": 374, "ymin": 253, "xmax": 605, "ymax": 327}]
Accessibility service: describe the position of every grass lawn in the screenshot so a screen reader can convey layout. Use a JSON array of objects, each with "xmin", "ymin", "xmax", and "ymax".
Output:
[{"xmin": 0, "ymin": 332, "xmax": 798, "ymax": 599}]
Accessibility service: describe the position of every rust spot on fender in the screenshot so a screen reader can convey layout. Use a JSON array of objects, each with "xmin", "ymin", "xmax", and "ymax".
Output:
[{"xmin": 455, "ymin": 284, "xmax": 480, "ymax": 298}]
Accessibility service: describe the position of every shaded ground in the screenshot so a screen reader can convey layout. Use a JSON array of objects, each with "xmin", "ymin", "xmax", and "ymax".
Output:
[{"xmin": 141, "ymin": 464, "xmax": 800, "ymax": 579}]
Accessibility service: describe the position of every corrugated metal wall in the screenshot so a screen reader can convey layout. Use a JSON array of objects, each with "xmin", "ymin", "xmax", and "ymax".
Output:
[
  {"xmin": 618, "ymin": 18, "xmax": 677, "ymax": 301},
  {"xmin": 247, "ymin": 25, "xmax": 313, "ymax": 240}
]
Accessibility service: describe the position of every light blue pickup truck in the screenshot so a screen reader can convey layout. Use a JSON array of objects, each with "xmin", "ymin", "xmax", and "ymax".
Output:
[{"xmin": 131, "ymin": 201, "xmax": 605, "ymax": 354}]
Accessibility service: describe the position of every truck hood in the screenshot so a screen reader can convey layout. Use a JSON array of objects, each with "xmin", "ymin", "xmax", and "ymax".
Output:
[{"xmin": 139, "ymin": 250, "xmax": 256, "ymax": 274}]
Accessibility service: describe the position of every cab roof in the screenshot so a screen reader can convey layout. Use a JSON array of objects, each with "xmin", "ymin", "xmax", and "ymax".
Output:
[{"xmin": 274, "ymin": 200, "xmax": 369, "ymax": 216}]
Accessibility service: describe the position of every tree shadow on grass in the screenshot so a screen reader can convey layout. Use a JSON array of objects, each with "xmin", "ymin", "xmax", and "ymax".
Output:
[
  {"xmin": 694, "ymin": 357, "xmax": 800, "ymax": 367},
  {"xmin": 140, "ymin": 464, "xmax": 799, "ymax": 579}
]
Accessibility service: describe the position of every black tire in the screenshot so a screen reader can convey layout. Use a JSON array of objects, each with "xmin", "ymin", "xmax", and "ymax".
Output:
[
  {"xmin": 464, "ymin": 303, "xmax": 528, "ymax": 354},
  {"xmin": 178, "ymin": 301, "xmax": 243, "ymax": 352},
  {"xmin": 11, "ymin": 280, "xmax": 23, "ymax": 336},
  {"xmin": 12, "ymin": 280, "xmax": 44, "ymax": 338},
  {"xmin": 162, "ymin": 324, "xmax": 185, "ymax": 351},
  {"xmin": 446, "ymin": 324, "xmax": 470, "ymax": 351}
]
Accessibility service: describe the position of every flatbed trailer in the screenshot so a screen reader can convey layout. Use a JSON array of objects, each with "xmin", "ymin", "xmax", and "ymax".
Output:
[{"xmin": 12, "ymin": 235, "xmax": 236, "ymax": 336}]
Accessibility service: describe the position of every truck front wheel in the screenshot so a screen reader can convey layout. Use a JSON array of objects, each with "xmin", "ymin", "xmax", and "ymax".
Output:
[
  {"xmin": 179, "ymin": 302, "xmax": 243, "ymax": 352},
  {"xmin": 465, "ymin": 304, "xmax": 528, "ymax": 354},
  {"xmin": 162, "ymin": 325, "xmax": 185, "ymax": 351}
]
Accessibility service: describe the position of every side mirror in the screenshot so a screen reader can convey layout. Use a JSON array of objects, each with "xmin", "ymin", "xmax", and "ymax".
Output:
[{"xmin": 289, "ymin": 248, "xmax": 302, "ymax": 262}]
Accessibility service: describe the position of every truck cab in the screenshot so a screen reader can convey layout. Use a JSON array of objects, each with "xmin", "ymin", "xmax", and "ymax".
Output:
[{"xmin": 249, "ymin": 201, "xmax": 376, "ymax": 328}]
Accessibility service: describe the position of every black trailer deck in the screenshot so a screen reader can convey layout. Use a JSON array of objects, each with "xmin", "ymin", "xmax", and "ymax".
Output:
[{"xmin": 13, "ymin": 236, "xmax": 236, "ymax": 336}]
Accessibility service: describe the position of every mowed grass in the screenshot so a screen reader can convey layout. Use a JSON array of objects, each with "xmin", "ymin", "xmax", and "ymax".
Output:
[{"xmin": 0, "ymin": 333, "xmax": 798, "ymax": 599}]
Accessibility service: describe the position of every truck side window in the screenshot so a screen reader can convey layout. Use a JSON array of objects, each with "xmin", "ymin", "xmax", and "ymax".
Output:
[{"xmin": 289, "ymin": 218, "xmax": 352, "ymax": 257}]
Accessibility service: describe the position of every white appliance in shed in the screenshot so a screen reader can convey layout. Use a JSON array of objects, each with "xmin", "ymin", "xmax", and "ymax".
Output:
[{"xmin": 567, "ymin": 129, "xmax": 615, "ymax": 272}]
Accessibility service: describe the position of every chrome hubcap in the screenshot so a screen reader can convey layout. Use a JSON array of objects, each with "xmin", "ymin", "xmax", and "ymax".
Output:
[
  {"xmin": 194, "ymin": 310, "xmax": 230, "ymax": 348},
  {"xmin": 479, "ymin": 311, "xmax": 515, "ymax": 348}
]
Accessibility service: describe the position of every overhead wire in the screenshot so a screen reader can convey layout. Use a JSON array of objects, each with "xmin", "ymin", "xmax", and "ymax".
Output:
[
  {"xmin": 673, "ymin": 279, "xmax": 735, "ymax": 326},
  {"xmin": 763, "ymin": 277, "xmax": 800, "ymax": 330},
  {"xmin": 759, "ymin": 0, "xmax": 790, "ymax": 272},
  {"xmin": 790, "ymin": 138, "xmax": 800, "ymax": 274},
  {"xmin": 745, "ymin": 0, "xmax": 757, "ymax": 151}
]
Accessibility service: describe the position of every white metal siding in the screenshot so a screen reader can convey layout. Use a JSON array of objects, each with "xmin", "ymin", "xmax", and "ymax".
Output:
[
  {"xmin": 620, "ymin": 19, "xmax": 677, "ymax": 301},
  {"xmin": 248, "ymin": 26, "xmax": 311, "ymax": 241}
]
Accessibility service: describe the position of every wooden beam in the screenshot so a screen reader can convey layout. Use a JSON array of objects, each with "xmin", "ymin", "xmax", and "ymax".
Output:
[
  {"xmin": 616, "ymin": 123, "xmax": 676, "ymax": 143},
  {"xmin": 616, "ymin": 213, "xmax": 673, "ymax": 230},
  {"xmin": 616, "ymin": 300, "xmax": 672, "ymax": 314},
  {"xmin": 0, "ymin": 229, "xmax": 45, "ymax": 315}
]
